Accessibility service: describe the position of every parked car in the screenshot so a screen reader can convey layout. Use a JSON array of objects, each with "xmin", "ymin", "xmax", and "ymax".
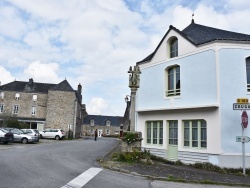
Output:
[
  {"xmin": 21, "ymin": 129, "xmax": 40, "ymax": 142},
  {"xmin": 39, "ymin": 129, "xmax": 66, "ymax": 140},
  {"xmin": 0, "ymin": 128, "xmax": 14, "ymax": 144},
  {"xmin": 3, "ymin": 128, "xmax": 37, "ymax": 144}
]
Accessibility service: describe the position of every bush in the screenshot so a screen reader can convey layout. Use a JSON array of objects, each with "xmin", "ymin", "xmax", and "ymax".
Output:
[{"xmin": 122, "ymin": 132, "xmax": 140, "ymax": 144}]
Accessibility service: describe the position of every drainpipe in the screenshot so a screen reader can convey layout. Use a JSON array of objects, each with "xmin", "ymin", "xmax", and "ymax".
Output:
[{"xmin": 73, "ymin": 99, "xmax": 77, "ymax": 138}]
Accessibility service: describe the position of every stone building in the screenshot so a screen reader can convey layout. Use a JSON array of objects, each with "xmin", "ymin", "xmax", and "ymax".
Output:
[
  {"xmin": 0, "ymin": 78, "xmax": 85, "ymax": 138},
  {"xmin": 82, "ymin": 115, "xmax": 123, "ymax": 137}
]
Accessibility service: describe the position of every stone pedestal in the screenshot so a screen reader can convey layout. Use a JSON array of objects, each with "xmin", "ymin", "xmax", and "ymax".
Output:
[{"xmin": 121, "ymin": 138, "xmax": 142, "ymax": 152}]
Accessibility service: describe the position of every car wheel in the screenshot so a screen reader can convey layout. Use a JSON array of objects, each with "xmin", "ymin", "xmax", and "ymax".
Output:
[
  {"xmin": 3, "ymin": 141, "xmax": 8, "ymax": 144},
  {"xmin": 55, "ymin": 135, "xmax": 60, "ymax": 140},
  {"xmin": 21, "ymin": 138, "xmax": 28, "ymax": 144}
]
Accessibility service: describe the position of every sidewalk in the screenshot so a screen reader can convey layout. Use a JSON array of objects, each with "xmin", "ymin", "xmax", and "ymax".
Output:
[{"xmin": 99, "ymin": 140, "xmax": 250, "ymax": 187}]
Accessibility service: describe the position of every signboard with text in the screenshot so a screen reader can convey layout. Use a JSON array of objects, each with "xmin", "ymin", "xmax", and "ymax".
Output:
[{"xmin": 233, "ymin": 103, "xmax": 250, "ymax": 110}]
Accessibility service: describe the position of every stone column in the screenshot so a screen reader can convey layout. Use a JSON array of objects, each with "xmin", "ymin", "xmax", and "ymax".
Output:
[{"xmin": 128, "ymin": 65, "xmax": 141, "ymax": 132}]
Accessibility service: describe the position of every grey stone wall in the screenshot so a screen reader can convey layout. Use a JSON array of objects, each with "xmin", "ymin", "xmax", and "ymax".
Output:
[
  {"xmin": 0, "ymin": 91, "xmax": 47, "ymax": 119},
  {"xmin": 46, "ymin": 90, "xmax": 82, "ymax": 138}
]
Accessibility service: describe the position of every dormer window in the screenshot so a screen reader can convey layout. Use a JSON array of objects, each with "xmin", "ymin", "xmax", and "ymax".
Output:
[
  {"xmin": 170, "ymin": 37, "xmax": 178, "ymax": 58},
  {"xmin": 33, "ymin": 94, "xmax": 37, "ymax": 101},
  {"xmin": 0, "ymin": 92, "xmax": 4, "ymax": 99},
  {"xmin": 15, "ymin": 93, "xmax": 20, "ymax": 100},
  {"xmin": 106, "ymin": 120, "xmax": 110, "ymax": 126},
  {"xmin": 90, "ymin": 119, "xmax": 95, "ymax": 126}
]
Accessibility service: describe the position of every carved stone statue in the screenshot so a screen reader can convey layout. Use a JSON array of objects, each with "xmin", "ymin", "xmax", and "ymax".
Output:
[{"xmin": 128, "ymin": 65, "xmax": 141, "ymax": 88}]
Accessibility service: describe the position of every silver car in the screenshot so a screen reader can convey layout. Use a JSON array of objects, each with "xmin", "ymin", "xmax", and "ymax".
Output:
[
  {"xmin": 4, "ymin": 128, "xmax": 37, "ymax": 144},
  {"xmin": 21, "ymin": 129, "xmax": 39, "ymax": 142}
]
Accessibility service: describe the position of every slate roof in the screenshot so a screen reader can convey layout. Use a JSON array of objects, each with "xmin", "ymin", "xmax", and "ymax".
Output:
[
  {"xmin": 83, "ymin": 115, "xmax": 124, "ymax": 127},
  {"xmin": 0, "ymin": 80, "xmax": 56, "ymax": 93},
  {"xmin": 0, "ymin": 79, "xmax": 75, "ymax": 93},
  {"xmin": 137, "ymin": 20, "xmax": 250, "ymax": 64}
]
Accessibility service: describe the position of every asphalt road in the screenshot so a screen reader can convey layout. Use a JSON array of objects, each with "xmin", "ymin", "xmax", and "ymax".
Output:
[{"xmin": 0, "ymin": 137, "xmax": 152, "ymax": 188}]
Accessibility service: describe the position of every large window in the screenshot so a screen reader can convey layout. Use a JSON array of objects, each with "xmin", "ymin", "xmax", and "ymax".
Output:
[
  {"xmin": 0, "ymin": 104, "xmax": 4, "ymax": 113},
  {"xmin": 13, "ymin": 105, "xmax": 19, "ymax": 114},
  {"xmin": 183, "ymin": 120, "xmax": 207, "ymax": 148},
  {"xmin": 170, "ymin": 38, "xmax": 178, "ymax": 58},
  {"xmin": 246, "ymin": 57, "xmax": 250, "ymax": 92},
  {"xmin": 166, "ymin": 66, "xmax": 180, "ymax": 96},
  {"xmin": 146, "ymin": 121, "xmax": 163, "ymax": 145}
]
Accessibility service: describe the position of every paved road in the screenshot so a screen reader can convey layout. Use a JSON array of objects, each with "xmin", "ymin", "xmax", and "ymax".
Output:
[{"xmin": 0, "ymin": 138, "xmax": 243, "ymax": 188}]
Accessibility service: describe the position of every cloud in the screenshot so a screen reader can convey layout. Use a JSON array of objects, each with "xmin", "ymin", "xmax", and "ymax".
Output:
[
  {"xmin": 0, "ymin": 66, "xmax": 15, "ymax": 85},
  {"xmin": 87, "ymin": 97, "xmax": 108, "ymax": 115},
  {"xmin": 23, "ymin": 61, "xmax": 61, "ymax": 83}
]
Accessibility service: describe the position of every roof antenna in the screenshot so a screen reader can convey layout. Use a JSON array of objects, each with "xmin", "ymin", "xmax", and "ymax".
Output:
[{"xmin": 192, "ymin": 13, "xmax": 195, "ymax": 24}]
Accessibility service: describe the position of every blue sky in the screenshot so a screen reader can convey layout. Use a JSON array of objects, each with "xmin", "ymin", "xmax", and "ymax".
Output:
[{"xmin": 0, "ymin": 0, "xmax": 250, "ymax": 116}]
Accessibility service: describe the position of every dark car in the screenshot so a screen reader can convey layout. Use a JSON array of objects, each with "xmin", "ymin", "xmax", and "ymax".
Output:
[{"xmin": 0, "ymin": 128, "xmax": 14, "ymax": 144}]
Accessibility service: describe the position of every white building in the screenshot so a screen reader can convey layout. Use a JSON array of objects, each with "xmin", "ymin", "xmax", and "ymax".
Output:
[{"xmin": 135, "ymin": 19, "xmax": 250, "ymax": 168}]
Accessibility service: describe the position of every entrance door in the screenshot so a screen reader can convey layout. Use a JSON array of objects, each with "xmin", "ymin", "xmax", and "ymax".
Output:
[
  {"xmin": 167, "ymin": 121, "xmax": 178, "ymax": 160},
  {"xmin": 98, "ymin": 130, "xmax": 102, "ymax": 137}
]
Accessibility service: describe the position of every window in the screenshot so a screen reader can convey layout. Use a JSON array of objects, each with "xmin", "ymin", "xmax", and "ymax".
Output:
[
  {"xmin": 106, "ymin": 129, "xmax": 110, "ymax": 135},
  {"xmin": 90, "ymin": 119, "xmax": 94, "ymax": 126},
  {"xmin": 146, "ymin": 121, "xmax": 163, "ymax": 145},
  {"xmin": 169, "ymin": 121, "xmax": 178, "ymax": 145},
  {"xmin": 13, "ymin": 105, "xmax": 19, "ymax": 114},
  {"xmin": 183, "ymin": 120, "xmax": 207, "ymax": 148},
  {"xmin": 170, "ymin": 38, "xmax": 178, "ymax": 58},
  {"xmin": 246, "ymin": 57, "xmax": 250, "ymax": 92},
  {"xmin": 0, "ymin": 92, "xmax": 4, "ymax": 99},
  {"xmin": 0, "ymin": 104, "xmax": 4, "ymax": 113},
  {"xmin": 15, "ymin": 93, "xmax": 20, "ymax": 100},
  {"xmin": 31, "ymin": 106, "xmax": 36, "ymax": 115},
  {"xmin": 106, "ymin": 120, "xmax": 110, "ymax": 126},
  {"xmin": 166, "ymin": 66, "xmax": 180, "ymax": 96},
  {"xmin": 33, "ymin": 94, "xmax": 37, "ymax": 101}
]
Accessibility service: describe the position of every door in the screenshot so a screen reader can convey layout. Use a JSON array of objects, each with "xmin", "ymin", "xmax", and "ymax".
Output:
[
  {"xmin": 167, "ymin": 121, "xmax": 178, "ymax": 160},
  {"xmin": 98, "ymin": 130, "xmax": 102, "ymax": 137}
]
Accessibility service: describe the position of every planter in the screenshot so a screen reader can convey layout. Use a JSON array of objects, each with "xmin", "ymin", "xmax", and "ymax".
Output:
[{"xmin": 121, "ymin": 138, "xmax": 143, "ymax": 152}]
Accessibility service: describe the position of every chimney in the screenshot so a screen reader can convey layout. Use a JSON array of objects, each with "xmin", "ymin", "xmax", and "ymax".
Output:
[
  {"xmin": 78, "ymin": 83, "xmax": 82, "ymax": 94},
  {"xmin": 29, "ymin": 78, "xmax": 33, "ymax": 85}
]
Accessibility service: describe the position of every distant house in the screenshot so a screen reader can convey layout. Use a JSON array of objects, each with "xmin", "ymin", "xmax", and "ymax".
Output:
[
  {"xmin": 0, "ymin": 78, "xmax": 86, "ymax": 138},
  {"xmin": 135, "ymin": 19, "xmax": 250, "ymax": 168},
  {"xmin": 82, "ymin": 115, "xmax": 124, "ymax": 137}
]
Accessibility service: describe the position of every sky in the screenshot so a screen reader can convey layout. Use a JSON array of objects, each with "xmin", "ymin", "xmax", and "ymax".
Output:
[{"xmin": 0, "ymin": 0, "xmax": 250, "ymax": 116}]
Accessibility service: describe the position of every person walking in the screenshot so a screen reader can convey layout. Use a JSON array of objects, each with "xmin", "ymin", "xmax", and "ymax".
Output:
[{"xmin": 94, "ymin": 129, "xmax": 98, "ymax": 141}]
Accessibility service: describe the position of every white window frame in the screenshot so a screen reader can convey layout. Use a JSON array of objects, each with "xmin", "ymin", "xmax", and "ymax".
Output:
[
  {"xmin": 183, "ymin": 120, "xmax": 207, "ymax": 149},
  {"xmin": 146, "ymin": 121, "xmax": 163, "ymax": 145},
  {"xmin": 33, "ymin": 94, "xmax": 37, "ymax": 101},
  {"xmin": 15, "ymin": 93, "xmax": 20, "ymax": 100},
  {"xmin": 31, "ymin": 106, "xmax": 36, "ymax": 115},
  {"xmin": 0, "ymin": 104, "xmax": 4, "ymax": 113},
  {"xmin": 106, "ymin": 120, "xmax": 110, "ymax": 126},
  {"xmin": 0, "ymin": 92, "xmax": 4, "ymax": 99},
  {"xmin": 13, "ymin": 105, "xmax": 19, "ymax": 114},
  {"xmin": 106, "ymin": 129, "xmax": 110, "ymax": 135},
  {"xmin": 90, "ymin": 119, "xmax": 94, "ymax": 126},
  {"xmin": 165, "ymin": 65, "xmax": 180, "ymax": 97}
]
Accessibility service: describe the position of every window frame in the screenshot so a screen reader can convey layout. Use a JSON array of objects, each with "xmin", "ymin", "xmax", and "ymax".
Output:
[
  {"xmin": 13, "ymin": 105, "xmax": 19, "ymax": 114},
  {"xmin": 31, "ymin": 106, "xmax": 36, "ymax": 115},
  {"xmin": 106, "ymin": 120, "xmax": 110, "ymax": 126},
  {"xmin": 183, "ymin": 120, "xmax": 207, "ymax": 149},
  {"xmin": 90, "ymin": 119, "xmax": 95, "ymax": 126},
  {"xmin": 170, "ymin": 37, "xmax": 178, "ymax": 58},
  {"xmin": 165, "ymin": 65, "xmax": 181, "ymax": 97},
  {"xmin": 0, "ymin": 92, "xmax": 4, "ymax": 99},
  {"xmin": 15, "ymin": 93, "xmax": 20, "ymax": 100},
  {"xmin": 0, "ymin": 104, "xmax": 4, "ymax": 113},
  {"xmin": 33, "ymin": 94, "xmax": 37, "ymax": 102},
  {"xmin": 146, "ymin": 121, "xmax": 163, "ymax": 145}
]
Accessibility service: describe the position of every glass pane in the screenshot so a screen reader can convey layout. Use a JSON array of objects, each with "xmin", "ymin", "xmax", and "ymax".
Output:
[
  {"xmin": 246, "ymin": 58, "xmax": 250, "ymax": 84},
  {"xmin": 192, "ymin": 141, "xmax": 198, "ymax": 147},
  {"xmin": 147, "ymin": 123, "xmax": 151, "ymax": 144},
  {"xmin": 159, "ymin": 122, "xmax": 163, "ymax": 144}
]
